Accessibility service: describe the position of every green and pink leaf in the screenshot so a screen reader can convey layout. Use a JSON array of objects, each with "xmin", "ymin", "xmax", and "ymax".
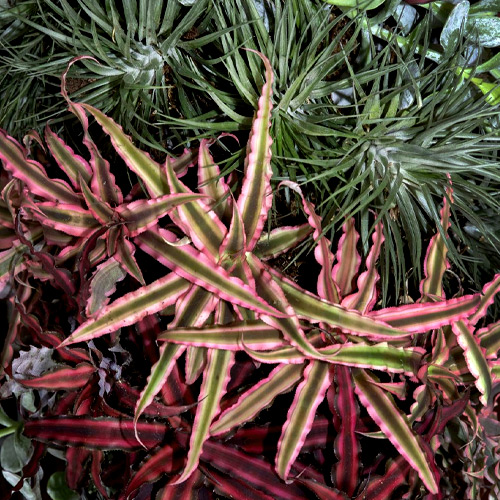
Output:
[
  {"xmin": 137, "ymin": 229, "xmax": 285, "ymax": 319},
  {"xmin": 210, "ymin": 364, "xmax": 303, "ymax": 436},
  {"xmin": 172, "ymin": 349, "xmax": 234, "ymax": 484},
  {"xmin": 276, "ymin": 361, "xmax": 333, "ymax": 481},
  {"xmin": 333, "ymin": 218, "xmax": 361, "ymax": 297},
  {"xmin": 452, "ymin": 320, "xmax": 492, "ymax": 406},
  {"xmin": 237, "ymin": 50, "xmax": 274, "ymax": 251},
  {"xmin": 59, "ymin": 273, "xmax": 190, "ymax": 346},
  {"xmin": 352, "ymin": 368, "xmax": 439, "ymax": 494}
]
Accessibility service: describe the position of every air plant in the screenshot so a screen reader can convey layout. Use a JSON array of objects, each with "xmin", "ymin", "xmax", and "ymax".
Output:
[
  {"xmin": 0, "ymin": 0, "xmax": 229, "ymax": 151},
  {"xmin": 1, "ymin": 50, "xmax": 500, "ymax": 499}
]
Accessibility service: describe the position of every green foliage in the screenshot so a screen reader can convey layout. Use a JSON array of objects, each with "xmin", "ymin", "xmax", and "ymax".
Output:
[
  {"xmin": 47, "ymin": 472, "xmax": 79, "ymax": 500},
  {"xmin": 0, "ymin": 0, "xmax": 228, "ymax": 151}
]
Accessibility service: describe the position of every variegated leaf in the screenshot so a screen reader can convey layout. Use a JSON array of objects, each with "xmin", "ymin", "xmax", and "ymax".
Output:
[
  {"xmin": 342, "ymin": 222, "xmax": 384, "ymax": 313},
  {"xmin": 0, "ymin": 130, "xmax": 82, "ymax": 205},
  {"xmin": 185, "ymin": 346, "xmax": 207, "ymax": 385},
  {"xmin": 369, "ymin": 293, "xmax": 481, "ymax": 333},
  {"xmin": 117, "ymin": 193, "xmax": 206, "ymax": 237},
  {"xmin": 158, "ymin": 321, "xmax": 284, "ymax": 350},
  {"xmin": 30, "ymin": 202, "xmax": 99, "ymax": 237},
  {"xmin": 134, "ymin": 343, "xmax": 186, "ymax": 443},
  {"xmin": 420, "ymin": 186, "xmax": 453, "ymax": 299},
  {"xmin": 80, "ymin": 103, "xmax": 169, "ymax": 197},
  {"xmin": 333, "ymin": 218, "xmax": 361, "ymax": 297},
  {"xmin": 24, "ymin": 417, "xmax": 167, "ymax": 450},
  {"xmin": 136, "ymin": 229, "xmax": 285, "ymax": 318},
  {"xmin": 280, "ymin": 180, "xmax": 339, "ymax": 303},
  {"xmin": 59, "ymin": 273, "xmax": 190, "ymax": 346},
  {"xmin": 45, "ymin": 124, "xmax": 92, "ymax": 188},
  {"xmin": 478, "ymin": 319, "xmax": 500, "ymax": 357},
  {"xmin": 271, "ymin": 269, "xmax": 411, "ymax": 339},
  {"xmin": 17, "ymin": 363, "xmax": 95, "ymax": 390},
  {"xmin": 165, "ymin": 158, "xmax": 226, "ymax": 259},
  {"xmin": 452, "ymin": 320, "xmax": 492, "ymax": 406},
  {"xmin": 172, "ymin": 349, "xmax": 234, "ymax": 484},
  {"xmin": 352, "ymin": 368, "xmax": 439, "ymax": 494},
  {"xmin": 197, "ymin": 138, "xmax": 232, "ymax": 220},
  {"xmin": 237, "ymin": 50, "xmax": 274, "ymax": 251},
  {"xmin": 254, "ymin": 224, "xmax": 313, "ymax": 260},
  {"xmin": 210, "ymin": 364, "xmax": 303, "ymax": 436},
  {"xmin": 276, "ymin": 361, "xmax": 333, "ymax": 481}
]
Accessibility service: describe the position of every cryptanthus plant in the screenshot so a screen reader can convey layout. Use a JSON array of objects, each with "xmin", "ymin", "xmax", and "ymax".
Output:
[{"xmin": 1, "ymin": 52, "xmax": 500, "ymax": 499}]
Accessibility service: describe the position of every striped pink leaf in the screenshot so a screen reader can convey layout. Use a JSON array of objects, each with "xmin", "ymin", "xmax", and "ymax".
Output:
[
  {"xmin": 117, "ymin": 193, "xmax": 206, "ymax": 237},
  {"xmin": 30, "ymin": 202, "xmax": 99, "ymax": 237},
  {"xmin": 368, "ymin": 293, "xmax": 481, "ymax": 333},
  {"xmin": 158, "ymin": 321, "xmax": 284, "ymax": 351},
  {"xmin": 172, "ymin": 349, "xmax": 235, "ymax": 484},
  {"xmin": 242, "ymin": 339, "xmax": 423, "ymax": 375},
  {"xmin": 115, "ymin": 237, "xmax": 145, "ymax": 285},
  {"xmin": 61, "ymin": 59, "xmax": 123, "ymax": 206},
  {"xmin": 197, "ymin": 138, "xmax": 232, "ymax": 221},
  {"xmin": 115, "ymin": 381, "xmax": 193, "ymax": 419},
  {"xmin": 276, "ymin": 361, "xmax": 333, "ymax": 481},
  {"xmin": 24, "ymin": 417, "xmax": 168, "ymax": 450},
  {"xmin": 452, "ymin": 320, "xmax": 492, "ymax": 405},
  {"xmin": 45, "ymin": 124, "xmax": 92, "ymax": 188},
  {"xmin": 280, "ymin": 181, "xmax": 339, "ymax": 303},
  {"xmin": 342, "ymin": 222, "xmax": 384, "ymax": 313},
  {"xmin": 0, "ymin": 130, "xmax": 82, "ymax": 205},
  {"xmin": 134, "ymin": 343, "xmax": 186, "ymax": 444},
  {"xmin": 210, "ymin": 364, "xmax": 303, "ymax": 436},
  {"xmin": 79, "ymin": 175, "xmax": 115, "ymax": 224},
  {"xmin": 254, "ymin": 224, "xmax": 313, "ymax": 260},
  {"xmin": 352, "ymin": 368, "xmax": 439, "ymax": 494},
  {"xmin": 15, "ymin": 222, "xmax": 77, "ymax": 297},
  {"xmin": 157, "ymin": 470, "xmax": 201, "ymax": 500},
  {"xmin": 245, "ymin": 253, "xmax": 323, "ymax": 358},
  {"xmin": 420, "ymin": 187, "xmax": 452, "ymax": 299},
  {"xmin": 224, "ymin": 417, "xmax": 332, "ymax": 455},
  {"xmin": 136, "ymin": 229, "xmax": 285, "ymax": 318},
  {"xmin": 169, "ymin": 149, "xmax": 198, "ymax": 179},
  {"xmin": 333, "ymin": 365, "xmax": 360, "ymax": 496},
  {"xmin": 333, "ymin": 218, "xmax": 361, "ymax": 297},
  {"xmin": 297, "ymin": 478, "xmax": 349, "ymax": 500},
  {"xmin": 469, "ymin": 273, "xmax": 500, "ymax": 325},
  {"xmin": 219, "ymin": 201, "xmax": 246, "ymax": 269},
  {"xmin": 270, "ymin": 269, "xmax": 411, "ymax": 339},
  {"xmin": 165, "ymin": 158, "xmax": 227, "ymax": 259},
  {"xmin": 354, "ymin": 456, "xmax": 410, "ymax": 500},
  {"xmin": 125, "ymin": 443, "xmax": 182, "ymax": 498},
  {"xmin": 90, "ymin": 149, "xmax": 122, "ymax": 207},
  {"xmin": 17, "ymin": 363, "xmax": 95, "ymax": 390},
  {"xmin": 199, "ymin": 439, "xmax": 309, "ymax": 500},
  {"xmin": 237, "ymin": 50, "xmax": 274, "ymax": 251},
  {"xmin": 185, "ymin": 346, "xmax": 207, "ymax": 385},
  {"xmin": 201, "ymin": 465, "xmax": 274, "ymax": 500},
  {"xmin": 171, "ymin": 283, "xmax": 217, "ymax": 329},
  {"xmin": 478, "ymin": 319, "xmax": 500, "ymax": 357},
  {"xmin": 81, "ymin": 103, "xmax": 169, "ymax": 198},
  {"xmin": 59, "ymin": 273, "xmax": 190, "ymax": 346}
]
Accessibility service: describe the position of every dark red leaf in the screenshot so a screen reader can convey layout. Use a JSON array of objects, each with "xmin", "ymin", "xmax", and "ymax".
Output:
[{"xmin": 24, "ymin": 416, "xmax": 168, "ymax": 450}]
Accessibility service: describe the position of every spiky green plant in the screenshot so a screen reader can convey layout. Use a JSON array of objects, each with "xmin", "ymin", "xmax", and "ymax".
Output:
[{"xmin": 0, "ymin": 0, "xmax": 233, "ymax": 151}]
